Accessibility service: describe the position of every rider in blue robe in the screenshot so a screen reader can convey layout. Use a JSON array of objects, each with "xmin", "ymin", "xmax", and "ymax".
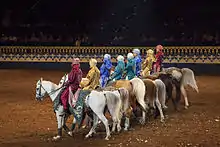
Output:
[
  {"xmin": 133, "ymin": 48, "xmax": 142, "ymax": 77},
  {"xmin": 100, "ymin": 54, "xmax": 112, "ymax": 87}
]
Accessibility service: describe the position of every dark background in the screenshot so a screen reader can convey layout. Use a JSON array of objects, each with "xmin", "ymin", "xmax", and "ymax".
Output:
[{"xmin": 0, "ymin": 0, "xmax": 219, "ymax": 46}]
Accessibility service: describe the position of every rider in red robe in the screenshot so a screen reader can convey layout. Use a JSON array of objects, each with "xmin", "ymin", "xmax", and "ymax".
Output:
[
  {"xmin": 61, "ymin": 58, "xmax": 82, "ymax": 111},
  {"xmin": 153, "ymin": 45, "xmax": 164, "ymax": 73}
]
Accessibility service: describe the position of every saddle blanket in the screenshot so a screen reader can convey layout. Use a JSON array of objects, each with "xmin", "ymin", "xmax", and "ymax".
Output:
[
  {"xmin": 68, "ymin": 87, "xmax": 81, "ymax": 108},
  {"xmin": 69, "ymin": 90, "xmax": 91, "ymax": 126},
  {"xmin": 53, "ymin": 89, "xmax": 91, "ymax": 126}
]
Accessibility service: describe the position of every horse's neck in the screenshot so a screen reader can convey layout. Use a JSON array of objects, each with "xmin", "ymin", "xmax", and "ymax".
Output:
[
  {"xmin": 43, "ymin": 81, "xmax": 61, "ymax": 102},
  {"xmin": 58, "ymin": 74, "xmax": 68, "ymax": 87}
]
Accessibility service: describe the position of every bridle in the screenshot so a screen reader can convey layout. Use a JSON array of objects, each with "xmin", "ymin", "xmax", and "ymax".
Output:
[{"xmin": 36, "ymin": 80, "xmax": 65, "ymax": 99}]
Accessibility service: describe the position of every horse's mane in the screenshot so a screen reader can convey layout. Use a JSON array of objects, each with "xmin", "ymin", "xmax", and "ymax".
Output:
[
  {"xmin": 43, "ymin": 80, "xmax": 58, "ymax": 87},
  {"xmin": 106, "ymin": 80, "xmax": 117, "ymax": 87},
  {"xmin": 95, "ymin": 86, "xmax": 118, "ymax": 92},
  {"xmin": 143, "ymin": 75, "xmax": 158, "ymax": 80}
]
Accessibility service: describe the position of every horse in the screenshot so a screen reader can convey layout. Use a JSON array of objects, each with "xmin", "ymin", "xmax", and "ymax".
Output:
[
  {"xmin": 142, "ymin": 79, "xmax": 167, "ymax": 122},
  {"xmin": 163, "ymin": 67, "xmax": 199, "ymax": 109},
  {"xmin": 35, "ymin": 78, "xmax": 123, "ymax": 140},
  {"xmin": 99, "ymin": 86, "xmax": 131, "ymax": 131},
  {"xmin": 106, "ymin": 78, "xmax": 147, "ymax": 125},
  {"xmin": 143, "ymin": 72, "xmax": 181, "ymax": 111}
]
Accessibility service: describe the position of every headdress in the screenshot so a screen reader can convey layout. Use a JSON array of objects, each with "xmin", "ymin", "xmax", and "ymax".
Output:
[
  {"xmin": 132, "ymin": 48, "xmax": 140, "ymax": 55},
  {"xmin": 117, "ymin": 55, "xmax": 124, "ymax": 61},
  {"xmin": 147, "ymin": 49, "xmax": 154, "ymax": 55},
  {"xmin": 104, "ymin": 54, "xmax": 111, "ymax": 59},
  {"xmin": 127, "ymin": 53, "xmax": 134, "ymax": 59},
  {"xmin": 156, "ymin": 45, "xmax": 163, "ymax": 51},
  {"xmin": 89, "ymin": 58, "xmax": 97, "ymax": 67},
  {"xmin": 72, "ymin": 58, "xmax": 80, "ymax": 65}
]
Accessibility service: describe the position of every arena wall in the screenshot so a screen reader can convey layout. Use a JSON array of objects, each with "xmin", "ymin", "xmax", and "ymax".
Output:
[{"xmin": 0, "ymin": 46, "xmax": 220, "ymax": 75}]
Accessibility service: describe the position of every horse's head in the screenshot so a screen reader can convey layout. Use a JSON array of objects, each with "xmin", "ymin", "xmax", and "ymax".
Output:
[
  {"xmin": 58, "ymin": 74, "xmax": 68, "ymax": 87},
  {"xmin": 35, "ymin": 78, "xmax": 47, "ymax": 101}
]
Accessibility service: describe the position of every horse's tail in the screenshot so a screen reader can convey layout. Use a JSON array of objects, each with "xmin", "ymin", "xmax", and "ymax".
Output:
[
  {"xmin": 130, "ymin": 78, "xmax": 147, "ymax": 112},
  {"xmin": 154, "ymin": 79, "xmax": 167, "ymax": 108},
  {"xmin": 104, "ymin": 91, "xmax": 122, "ymax": 122},
  {"xmin": 118, "ymin": 88, "xmax": 130, "ymax": 115},
  {"xmin": 181, "ymin": 68, "xmax": 199, "ymax": 93}
]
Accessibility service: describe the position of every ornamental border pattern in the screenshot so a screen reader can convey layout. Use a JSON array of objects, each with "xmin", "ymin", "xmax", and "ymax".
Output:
[{"xmin": 0, "ymin": 46, "xmax": 220, "ymax": 64}]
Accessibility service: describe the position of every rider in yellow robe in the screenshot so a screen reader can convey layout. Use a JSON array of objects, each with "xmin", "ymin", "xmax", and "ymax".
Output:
[
  {"xmin": 141, "ymin": 49, "xmax": 156, "ymax": 77},
  {"xmin": 81, "ymin": 58, "xmax": 100, "ymax": 90}
]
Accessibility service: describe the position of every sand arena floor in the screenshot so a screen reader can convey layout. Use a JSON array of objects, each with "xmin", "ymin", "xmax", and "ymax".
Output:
[{"xmin": 0, "ymin": 69, "xmax": 220, "ymax": 147}]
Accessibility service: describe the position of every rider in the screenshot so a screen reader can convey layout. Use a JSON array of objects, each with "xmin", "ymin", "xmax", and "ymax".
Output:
[
  {"xmin": 109, "ymin": 55, "xmax": 125, "ymax": 81},
  {"xmin": 61, "ymin": 58, "xmax": 82, "ymax": 113},
  {"xmin": 141, "ymin": 49, "xmax": 156, "ymax": 77},
  {"xmin": 153, "ymin": 45, "xmax": 164, "ymax": 73},
  {"xmin": 132, "ymin": 48, "xmax": 142, "ymax": 77},
  {"xmin": 100, "ymin": 54, "xmax": 112, "ymax": 88},
  {"xmin": 82, "ymin": 58, "xmax": 100, "ymax": 90},
  {"xmin": 124, "ymin": 53, "xmax": 136, "ymax": 80}
]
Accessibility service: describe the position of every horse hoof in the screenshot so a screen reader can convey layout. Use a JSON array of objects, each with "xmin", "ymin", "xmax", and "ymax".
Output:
[
  {"xmin": 117, "ymin": 127, "xmax": 122, "ymax": 133},
  {"xmin": 82, "ymin": 125, "xmax": 87, "ymax": 129},
  {"xmin": 105, "ymin": 135, "xmax": 111, "ymax": 140},
  {"xmin": 163, "ymin": 106, "xmax": 168, "ymax": 109},
  {"xmin": 175, "ymin": 108, "xmax": 180, "ymax": 112},
  {"xmin": 184, "ymin": 106, "xmax": 189, "ymax": 110},
  {"xmin": 67, "ymin": 131, "xmax": 73, "ymax": 137},
  {"xmin": 52, "ymin": 135, "xmax": 61, "ymax": 141},
  {"xmin": 124, "ymin": 128, "xmax": 128, "ymax": 131},
  {"xmin": 129, "ymin": 128, "xmax": 135, "ymax": 131},
  {"xmin": 139, "ymin": 119, "xmax": 145, "ymax": 125},
  {"xmin": 160, "ymin": 118, "xmax": 165, "ymax": 123},
  {"xmin": 85, "ymin": 134, "xmax": 92, "ymax": 139}
]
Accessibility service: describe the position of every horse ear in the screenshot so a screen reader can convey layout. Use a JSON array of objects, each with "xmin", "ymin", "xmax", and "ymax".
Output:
[{"xmin": 40, "ymin": 77, "xmax": 43, "ymax": 81}]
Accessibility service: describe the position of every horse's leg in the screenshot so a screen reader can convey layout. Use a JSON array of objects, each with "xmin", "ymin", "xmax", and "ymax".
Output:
[
  {"xmin": 124, "ymin": 107, "xmax": 132, "ymax": 131},
  {"xmin": 160, "ymin": 85, "xmax": 168, "ymax": 109},
  {"xmin": 180, "ymin": 85, "xmax": 189, "ymax": 109},
  {"xmin": 155, "ymin": 98, "xmax": 165, "ymax": 122},
  {"xmin": 70, "ymin": 116, "xmax": 77, "ymax": 132},
  {"xmin": 62, "ymin": 114, "xmax": 73, "ymax": 137},
  {"xmin": 96, "ymin": 113, "xmax": 111, "ymax": 140},
  {"xmin": 85, "ymin": 113, "xmax": 98, "ymax": 138},
  {"xmin": 165, "ymin": 82, "xmax": 172, "ymax": 103},
  {"xmin": 155, "ymin": 87, "xmax": 165, "ymax": 122},
  {"xmin": 167, "ymin": 84, "xmax": 176, "ymax": 110},
  {"xmin": 53, "ymin": 112, "xmax": 64, "ymax": 140},
  {"xmin": 174, "ymin": 81, "xmax": 181, "ymax": 111},
  {"xmin": 107, "ymin": 101, "xmax": 121, "ymax": 133},
  {"xmin": 116, "ymin": 114, "xmax": 122, "ymax": 133},
  {"xmin": 139, "ymin": 111, "xmax": 146, "ymax": 125},
  {"xmin": 124, "ymin": 117, "xmax": 130, "ymax": 131}
]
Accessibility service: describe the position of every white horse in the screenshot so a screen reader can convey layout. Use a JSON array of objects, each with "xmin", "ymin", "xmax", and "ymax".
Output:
[
  {"xmin": 142, "ymin": 78, "xmax": 167, "ymax": 123},
  {"xmin": 154, "ymin": 79, "xmax": 168, "ymax": 122},
  {"xmin": 154, "ymin": 79, "xmax": 168, "ymax": 110},
  {"xmin": 35, "ymin": 78, "xmax": 122, "ymax": 140},
  {"xmin": 163, "ymin": 67, "xmax": 199, "ymax": 109},
  {"xmin": 102, "ymin": 86, "xmax": 131, "ymax": 131},
  {"xmin": 35, "ymin": 78, "xmax": 73, "ymax": 140},
  {"xmin": 129, "ymin": 78, "xmax": 147, "ymax": 124}
]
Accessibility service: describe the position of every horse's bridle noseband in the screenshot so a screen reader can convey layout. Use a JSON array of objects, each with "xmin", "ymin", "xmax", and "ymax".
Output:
[
  {"xmin": 36, "ymin": 80, "xmax": 64, "ymax": 100},
  {"xmin": 36, "ymin": 80, "xmax": 45, "ymax": 99}
]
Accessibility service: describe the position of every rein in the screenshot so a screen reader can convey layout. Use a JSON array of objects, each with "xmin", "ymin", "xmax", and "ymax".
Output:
[{"xmin": 38, "ymin": 80, "xmax": 65, "ymax": 98}]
